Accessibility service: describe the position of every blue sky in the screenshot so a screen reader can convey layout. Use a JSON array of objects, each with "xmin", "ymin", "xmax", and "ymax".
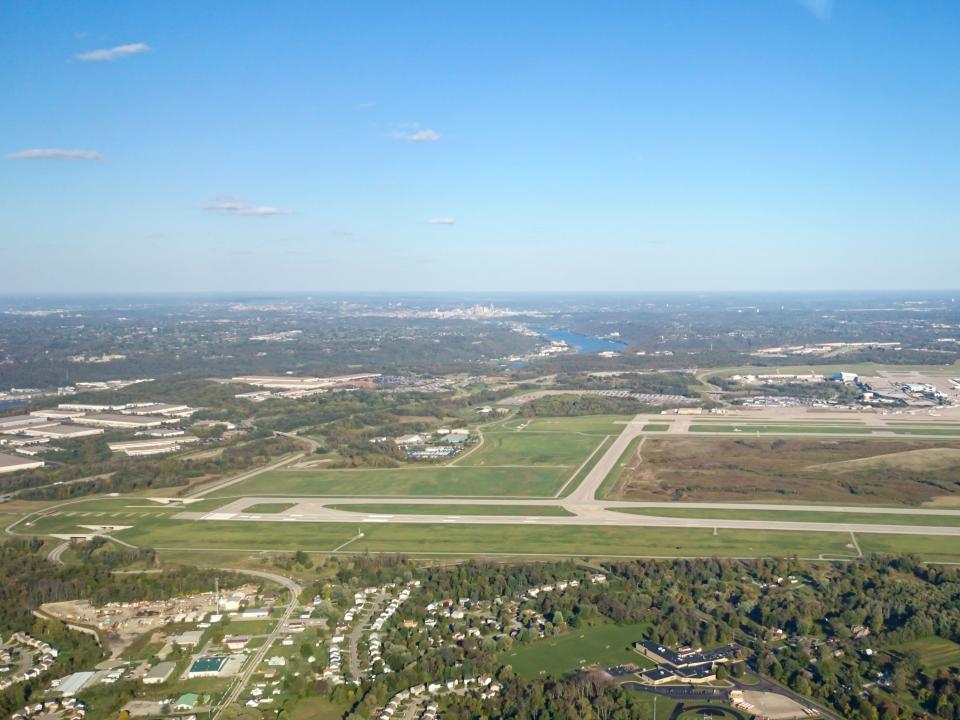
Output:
[{"xmin": 2, "ymin": 1, "xmax": 958, "ymax": 293}]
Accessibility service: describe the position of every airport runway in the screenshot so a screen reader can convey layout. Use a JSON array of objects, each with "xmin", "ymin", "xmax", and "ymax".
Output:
[{"xmin": 176, "ymin": 414, "xmax": 960, "ymax": 538}]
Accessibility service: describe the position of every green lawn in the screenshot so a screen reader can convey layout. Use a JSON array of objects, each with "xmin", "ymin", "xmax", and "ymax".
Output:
[
  {"xmin": 499, "ymin": 622, "xmax": 652, "ymax": 678},
  {"xmin": 609, "ymin": 507, "xmax": 960, "ymax": 527},
  {"xmin": 462, "ymin": 430, "xmax": 602, "ymax": 467},
  {"xmin": 286, "ymin": 695, "xmax": 352, "ymax": 720},
  {"xmin": 99, "ymin": 519, "xmax": 859, "ymax": 558},
  {"xmin": 327, "ymin": 503, "xmax": 574, "ymax": 516},
  {"xmin": 858, "ymin": 533, "xmax": 960, "ymax": 563},
  {"xmin": 494, "ymin": 415, "xmax": 630, "ymax": 434},
  {"xmin": 891, "ymin": 636, "xmax": 960, "ymax": 670},
  {"xmin": 210, "ymin": 465, "xmax": 568, "ymax": 498},
  {"xmin": 641, "ymin": 424, "xmax": 669, "ymax": 431},
  {"xmin": 559, "ymin": 435, "xmax": 614, "ymax": 497},
  {"xmin": 244, "ymin": 502, "xmax": 297, "ymax": 513}
]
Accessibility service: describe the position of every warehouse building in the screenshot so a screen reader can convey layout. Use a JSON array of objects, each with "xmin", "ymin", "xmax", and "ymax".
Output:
[
  {"xmin": 142, "ymin": 661, "xmax": 176, "ymax": 685},
  {"xmin": 74, "ymin": 413, "xmax": 173, "ymax": 429},
  {"xmin": 22, "ymin": 424, "xmax": 104, "ymax": 440},
  {"xmin": 187, "ymin": 656, "xmax": 227, "ymax": 678},
  {"xmin": 0, "ymin": 452, "xmax": 44, "ymax": 474},
  {"xmin": 108, "ymin": 436, "xmax": 198, "ymax": 456}
]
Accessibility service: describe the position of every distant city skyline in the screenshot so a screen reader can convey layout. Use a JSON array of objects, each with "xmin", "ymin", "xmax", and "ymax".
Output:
[{"xmin": 2, "ymin": 1, "xmax": 958, "ymax": 293}]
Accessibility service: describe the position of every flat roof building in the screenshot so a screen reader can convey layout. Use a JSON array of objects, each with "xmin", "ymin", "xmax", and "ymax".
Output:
[
  {"xmin": 0, "ymin": 452, "xmax": 44, "ymax": 474},
  {"xmin": 123, "ymin": 403, "xmax": 195, "ymax": 417},
  {"xmin": 30, "ymin": 409, "xmax": 85, "ymax": 420},
  {"xmin": 57, "ymin": 671, "xmax": 95, "ymax": 697},
  {"xmin": 22, "ymin": 424, "xmax": 104, "ymax": 439},
  {"xmin": 142, "ymin": 661, "xmax": 176, "ymax": 685},
  {"xmin": 74, "ymin": 413, "xmax": 173, "ymax": 429},
  {"xmin": 0, "ymin": 415, "xmax": 50, "ymax": 431},
  {"xmin": 108, "ymin": 437, "xmax": 198, "ymax": 456},
  {"xmin": 187, "ymin": 656, "xmax": 227, "ymax": 678},
  {"xmin": 173, "ymin": 630, "xmax": 205, "ymax": 647}
]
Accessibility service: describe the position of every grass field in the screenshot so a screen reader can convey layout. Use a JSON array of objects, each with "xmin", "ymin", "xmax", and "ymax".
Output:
[
  {"xmin": 286, "ymin": 696, "xmax": 352, "ymax": 720},
  {"xmin": 104, "ymin": 519, "xmax": 862, "ymax": 557},
  {"xmin": 609, "ymin": 507, "xmax": 960, "ymax": 527},
  {"xmin": 499, "ymin": 621, "xmax": 653, "ymax": 678},
  {"xmin": 642, "ymin": 424, "xmax": 669, "ymax": 431},
  {"xmin": 858, "ymin": 534, "xmax": 960, "ymax": 563},
  {"xmin": 211, "ymin": 465, "xmax": 568, "ymax": 498},
  {"xmin": 244, "ymin": 502, "xmax": 297, "ymax": 513},
  {"xmin": 891, "ymin": 636, "xmax": 960, "ymax": 670},
  {"xmin": 460, "ymin": 430, "xmax": 603, "ymax": 467},
  {"xmin": 559, "ymin": 434, "xmax": 614, "ymax": 497},
  {"xmin": 493, "ymin": 415, "xmax": 629, "ymax": 434},
  {"xmin": 327, "ymin": 503, "xmax": 574, "ymax": 516}
]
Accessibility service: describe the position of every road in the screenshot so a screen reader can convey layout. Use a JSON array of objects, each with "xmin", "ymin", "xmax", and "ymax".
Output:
[
  {"xmin": 189, "ymin": 449, "xmax": 305, "ymax": 498},
  {"xmin": 177, "ymin": 412, "xmax": 960, "ymax": 538},
  {"xmin": 212, "ymin": 568, "xmax": 303, "ymax": 720},
  {"xmin": 47, "ymin": 540, "xmax": 70, "ymax": 566},
  {"xmin": 346, "ymin": 591, "xmax": 387, "ymax": 680}
]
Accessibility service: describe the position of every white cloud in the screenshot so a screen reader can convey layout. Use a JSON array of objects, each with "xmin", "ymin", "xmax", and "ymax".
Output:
[
  {"xmin": 392, "ymin": 128, "xmax": 441, "ymax": 143},
  {"xmin": 427, "ymin": 217, "xmax": 456, "ymax": 225},
  {"xmin": 75, "ymin": 43, "xmax": 151, "ymax": 62},
  {"xmin": 796, "ymin": 0, "xmax": 833, "ymax": 21},
  {"xmin": 6, "ymin": 148, "xmax": 102, "ymax": 160},
  {"xmin": 201, "ymin": 197, "xmax": 294, "ymax": 217}
]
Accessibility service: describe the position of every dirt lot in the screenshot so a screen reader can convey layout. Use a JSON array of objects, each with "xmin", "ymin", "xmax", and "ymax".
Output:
[{"xmin": 612, "ymin": 437, "xmax": 960, "ymax": 505}]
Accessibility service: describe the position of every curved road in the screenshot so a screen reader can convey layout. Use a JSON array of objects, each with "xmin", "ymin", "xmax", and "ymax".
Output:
[{"xmin": 213, "ymin": 568, "xmax": 303, "ymax": 720}]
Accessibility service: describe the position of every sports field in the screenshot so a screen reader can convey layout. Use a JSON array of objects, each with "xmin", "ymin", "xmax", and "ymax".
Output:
[
  {"xmin": 891, "ymin": 636, "xmax": 960, "ymax": 670},
  {"xmin": 499, "ymin": 621, "xmax": 653, "ymax": 678}
]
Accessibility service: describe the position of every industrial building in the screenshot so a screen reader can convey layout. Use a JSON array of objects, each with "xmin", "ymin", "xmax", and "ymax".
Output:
[
  {"xmin": 21, "ymin": 424, "xmax": 104, "ymax": 440},
  {"xmin": 29, "ymin": 409, "xmax": 85, "ymax": 421},
  {"xmin": 0, "ymin": 452, "xmax": 44, "ymax": 475},
  {"xmin": 108, "ymin": 436, "xmax": 198, "ymax": 456},
  {"xmin": 73, "ymin": 413, "xmax": 173, "ymax": 429},
  {"xmin": 142, "ymin": 661, "xmax": 176, "ymax": 685},
  {"xmin": 123, "ymin": 403, "xmax": 195, "ymax": 417},
  {"xmin": 187, "ymin": 656, "xmax": 227, "ymax": 678},
  {"xmin": 55, "ymin": 671, "xmax": 95, "ymax": 697},
  {"xmin": 0, "ymin": 415, "xmax": 50, "ymax": 431}
]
